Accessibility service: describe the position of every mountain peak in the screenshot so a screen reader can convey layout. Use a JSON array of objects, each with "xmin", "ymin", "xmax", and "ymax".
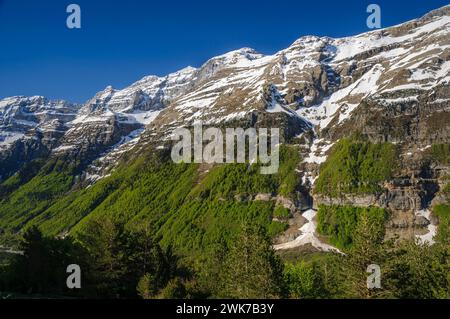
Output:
[
  {"xmin": 203, "ymin": 47, "xmax": 265, "ymax": 67},
  {"xmin": 291, "ymin": 35, "xmax": 328, "ymax": 46}
]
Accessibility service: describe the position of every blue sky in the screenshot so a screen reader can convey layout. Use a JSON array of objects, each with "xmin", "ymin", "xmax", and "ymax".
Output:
[{"xmin": 0, "ymin": 0, "xmax": 448, "ymax": 103}]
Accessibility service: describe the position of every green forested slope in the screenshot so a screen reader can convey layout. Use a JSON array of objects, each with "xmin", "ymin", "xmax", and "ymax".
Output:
[
  {"xmin": 315, "ymin": 139, "xmax": 397, "ymax": 197},
  {"xmin": 0, "ymin": 146, "xmax": 300, "ymax": 258},
  {"xmin": 0, "ymin": 141, "xmax": 448, "ymax": 299}
]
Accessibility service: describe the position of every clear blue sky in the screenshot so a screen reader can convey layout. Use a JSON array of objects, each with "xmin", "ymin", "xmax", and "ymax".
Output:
[{"xmin": 0, "ymin": 0, "xmax": 448, "ymax": 103}]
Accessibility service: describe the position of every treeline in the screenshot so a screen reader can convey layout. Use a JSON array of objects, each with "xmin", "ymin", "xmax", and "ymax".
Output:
[
  {"xmin": 283, "ymin": 211, "xmax": 449, "ymax": 299},
  {"xmin": 0, "ymin": 222, "xmax": 187, "ymax": 299},
  {"xmin": 1, "ymin": 212, "xmax": 448, "ymax": 299},
  {"xmin": 0, "ymin": 219, "xmax": 287, "ymax": 299}
]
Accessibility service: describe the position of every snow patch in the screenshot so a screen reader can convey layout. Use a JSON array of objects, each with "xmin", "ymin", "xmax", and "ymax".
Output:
[
  {"xmin": 0, "ymin": 132, "xmax": 24, "ymax": 147},
  {"xmin": 415, "ymin": 209, "xmax": 437, "ymax": 245},
  {"xmin": 274, "ymin": 209, "xmax": 341, "ymax": 253}
]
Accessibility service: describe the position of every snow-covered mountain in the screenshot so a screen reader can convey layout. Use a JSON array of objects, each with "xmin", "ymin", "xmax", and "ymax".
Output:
[
  {"xmin": 0, "ymin": 96, "xmax": 80, "ymax": 179},
  {"xmin": 0, "ymin": 96, "xmax": 78, "ymax": 149},
  {"xmin": 1, "ymin": 5, "xmax": 449, "ymax": 189}
]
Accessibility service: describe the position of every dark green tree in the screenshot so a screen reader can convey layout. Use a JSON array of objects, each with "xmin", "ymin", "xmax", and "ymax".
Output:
[
  {"xmin": 219, "ymin": 223, "xmax": 284, "ymax": 298},
  {"xmin": 387, "ymin": 241, "xmax": 449, "ymax": 299},
  {"xmin": 341, "ymin": 214, "xmax": 387, "ymax": 298},
  {"xmin": 76, "ymin": 217, "xmax": 128, "ymax": 297}
]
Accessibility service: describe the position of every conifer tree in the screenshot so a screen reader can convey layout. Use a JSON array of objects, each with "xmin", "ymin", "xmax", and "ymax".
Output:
[
  {"xmin": 219, "ymin": 223, "xmax": 284, "ymax": 298},
  {"xmin": 342, "ymin": 213, "xmax": 386, "ymax": 298}
]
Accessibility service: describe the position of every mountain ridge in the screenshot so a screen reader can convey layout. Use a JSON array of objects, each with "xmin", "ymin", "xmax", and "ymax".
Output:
[{"xmin": 0, "ymin": 5, "xmax": 449, "ymax": 250}]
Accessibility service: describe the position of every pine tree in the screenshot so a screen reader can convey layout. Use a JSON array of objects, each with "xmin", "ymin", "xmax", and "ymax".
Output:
[
  {"xmin": 136, "ymin": 273, "xmax": 158, "ymax": 299},
  {"xmin": 387, "ymin": 241, "xmax": 449, "ymax": 299},
  {"xmin": 77, "ymin": 217, "xmax": 127, "ymax": 297},
  {"xmin": 219, "ymin": 223, "xmax": 284, "ymax": 298},
  {"xmin": 342, "ymin": 213, "xmax": 386, "ymax": 298},
  {"xmin": 18, "ymin": 226, "xmax": 51, "ymax": 293}
]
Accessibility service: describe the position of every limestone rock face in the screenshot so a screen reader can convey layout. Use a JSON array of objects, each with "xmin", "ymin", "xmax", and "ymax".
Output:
[
  {"xmin": 275, "ymin": 196, "xmax": 297, "ymax": 211},
  {"xmin": 254, "ymin": 193, "xmax": 272, "ymax": 202}
]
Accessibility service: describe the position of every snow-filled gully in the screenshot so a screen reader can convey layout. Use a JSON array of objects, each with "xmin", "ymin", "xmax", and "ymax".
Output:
[{"xmin": 274, "ymin": 209, "xmax": 342, "ymax": 253}]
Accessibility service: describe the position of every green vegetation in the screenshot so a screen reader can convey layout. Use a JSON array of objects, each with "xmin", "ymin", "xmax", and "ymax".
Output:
[
  {"xmin": 311, "ymin": 211, "xmax": 448, "ymax": 299},
  {"xmin": 0, "ymin": 145, "xmax": 301, "ymax": 260},
  {"xmin": 0, "ymin": 159, "xmax": 76, "ymax": 240},
  {"xmin": 0, "ymin": 140, "xmax": 448, "ymax": 299},
  {"xmin": 434, "ymin": 204, "xmax": 450, "ymax": 244},
  {"xmin": 315, "ymin": 139, "xmax": 397, "ymax": 196},
  {"xmin": 430, "ymin": 144, "xmax": 450, "ymax": 165},
  {"xmin": 273, "ymin": 206, "xmax": 290, "ymax": 218},
  {"xmin": 218, "ymin": 224, "xmax": 284, "ymax": 298},
  {"xmin": 0, "ymin": 159, "xmax": 46, "ymax": 198},
  {"xmin": 340, "ymin": 213, "xmax": 387, "ymax": 298},
  {"xmin": 1, "ymin": 204, "xmax": 448, "ymax": 299},
  {"xmin": 387, "ymin": 241, "xmax": 449, "ymax": 299},
  {"xmin": 283, "ymin": 261, "xmax": 327, "ymax": 298},
  {"xmin": 189, "ymin": 145, "xmax": 301, "ymax": 199},
  {"xmin": 0, "ymin": 224, "xmax": 188, "ymax": 298},
  {"xmin": 316, "ymin": 205, "xmax": 387, "ymax": 249},
  {"xmin": 443, "ymin": 182, "xmax": 450, "ymax": 197}
]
